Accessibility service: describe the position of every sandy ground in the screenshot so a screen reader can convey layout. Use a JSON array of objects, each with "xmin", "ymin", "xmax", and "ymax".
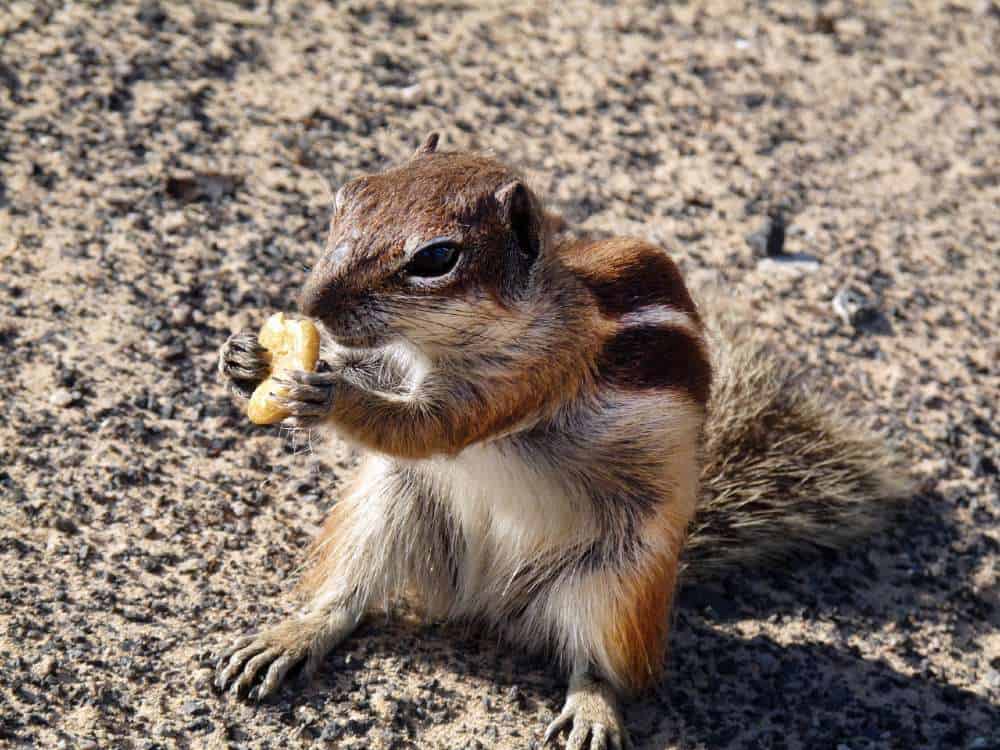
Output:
[{"xmin": 1, "ymin": 1, "xmax": 998, "ymax": 748}]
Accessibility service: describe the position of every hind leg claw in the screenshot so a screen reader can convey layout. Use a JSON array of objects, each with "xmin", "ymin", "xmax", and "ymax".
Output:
[{"xmin": 544, "ymin": 672, "xmax": 631, "ymax": 750}]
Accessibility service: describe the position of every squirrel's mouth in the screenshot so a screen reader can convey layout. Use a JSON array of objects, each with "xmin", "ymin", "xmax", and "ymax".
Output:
[
  {"xmin": 313, "ymin": 317, "xmax": 385, "ymax": 351},
  {"xmin": 331, "ymin": 332, "xmax": 381, "ymax": 349}
]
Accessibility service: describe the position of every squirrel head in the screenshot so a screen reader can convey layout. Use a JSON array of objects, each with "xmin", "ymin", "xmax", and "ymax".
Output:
[{"xmin": 299, "ymin": 133, "xmax": 547, "ymax": 353}]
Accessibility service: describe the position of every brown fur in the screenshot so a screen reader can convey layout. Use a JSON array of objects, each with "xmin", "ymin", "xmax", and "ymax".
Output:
[
  {"xmin": 603, "ymin": 499, "xmax": 691, "ymax": 693},
  {"xmin": 561, "ymin": 238, "xmax": 700, "ymax": 319},
  {"xmin": 299, "ymin": 151, "xmax": 544, "ymax": 337},
  {"xmin": 296, "ymin": 476, "xmax": 357, "ymax": 599},
  {"xmin": 604, "ymin": 547, "xmax": 679, "ymax": 694},
  {"xmin": 215, "ymin": 137, "xmax": 908, "ymax": 749},
  {"xmin": 599, "ymin": 326, "xmax": 711, "ymax": 403},
  {"xmin": 683, "ymin": 290, "xmax": 911, "ymax": 579},
  {"xmin": 316, "ymin": 313, "xmax": 605, "ymax": 458}
]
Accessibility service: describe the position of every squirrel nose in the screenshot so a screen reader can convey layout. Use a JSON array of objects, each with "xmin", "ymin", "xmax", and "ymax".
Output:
[
  {"xmin": 298, "ymin": 274, "xmax": 337, "ymax": 319},
  {"xmin": 300, "ymin": 241, "xmax": 354, "ymax": 318}
]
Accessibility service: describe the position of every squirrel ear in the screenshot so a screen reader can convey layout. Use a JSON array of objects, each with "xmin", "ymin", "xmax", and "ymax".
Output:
[
  {"xmin": 495, "ymin": 180, "xmax": 542, "ymax": 272},
  {"xmin": 413, "ymin": 132, "xmax": 440, "ymax": 157}
]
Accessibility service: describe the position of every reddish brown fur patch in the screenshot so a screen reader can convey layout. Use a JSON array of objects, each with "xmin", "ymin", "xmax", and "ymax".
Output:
[
  {"xmin": 603, "ymin": 544, "xmax": 681, "ymax": 694},
  {"xmin": 561, "ymin": 238, "xmax": 699, "ymax": 318},
  {"xmin": 296, "ymin": 488, "xmax": 355, "ymax": 600},
  {"xmin": 326, "ymin": 334, "xmax": 600, "ymax": 459},
  {"xmin": 599, "ymin": 326, "xmax": 712, "ymax": 404},
  {"xmin": 602, "ymin": 497, "xmax": 692, "ymax": 693}
]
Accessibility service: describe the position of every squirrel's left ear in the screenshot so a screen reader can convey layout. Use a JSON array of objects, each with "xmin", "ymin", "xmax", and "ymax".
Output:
[
  {"xmin": 413, "ymin": 132, "xmax": 440, "ymax": 157},
  {"xmin": 495, "ymin": 180, "xmax": 542, "ymax": 275}
]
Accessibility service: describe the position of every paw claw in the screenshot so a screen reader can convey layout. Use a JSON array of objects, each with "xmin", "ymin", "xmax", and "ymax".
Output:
[
  {"xmin": 212, "ymin": 612, "xmax": 355, "ymax": 703},
  {"xmin": 259, "ymin": 653, "xmax": 299, "ymax": 698},
  {"xmin": 544, "ymin": 711, "xmax": 572, "ymax": 744},
  {"xmin": 272, "ymin": 371, "xmax": 337, "ymax": 423},
  {"xmin": 232, "ymin": 648, "xmax": 282, "ymax": 697},
  {"xmin": 294, "ymin": 370, "xmax": 339, "ymax": 386},
  {"xmin": 545, "ymin": 676, "xmax": 630, "ymax": 750},
  {"xmin": 217, "ymin": 641, "xmax": 268, "ymax": 692},
  {"xmin": 215, "ymin": 634, "xmax": 255, "ymax": 670},
  {"xmin": 219, "ymin": 330, "xmax": 269, "ymax": 398}
]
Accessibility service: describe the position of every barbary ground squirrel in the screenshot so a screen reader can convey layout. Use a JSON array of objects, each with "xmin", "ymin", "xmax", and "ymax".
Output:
[{"xmin": 215, "ymin": 134, "xmax": 907, "ymax": 748}]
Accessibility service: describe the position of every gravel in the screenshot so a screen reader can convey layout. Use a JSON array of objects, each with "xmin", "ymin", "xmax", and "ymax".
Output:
[{"xmin": 1, "ymin": 1, "xmax": 997, "ymax": 749}]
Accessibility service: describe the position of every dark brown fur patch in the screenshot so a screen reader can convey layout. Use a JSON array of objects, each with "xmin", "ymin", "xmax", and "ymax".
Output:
[
  {"xmin": 599, "ymin": 326, "xmax": 711, "ymax": 403},
  {"xmin": 565, "ymin": 239, "xmax": 699, "ymax": 318}
]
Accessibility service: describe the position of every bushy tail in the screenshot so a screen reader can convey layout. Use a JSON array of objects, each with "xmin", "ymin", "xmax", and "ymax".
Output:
[{"xmin": 682, "ymin": 292, "xmax": 911, "ymax": 581}]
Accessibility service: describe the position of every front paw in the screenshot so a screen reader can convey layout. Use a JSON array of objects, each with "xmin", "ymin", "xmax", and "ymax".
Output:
[
  {"xmin": 219, "ymin": 330, "xmax": 269, "ymax": 399},
  {"xmin": 215, "ymin": 619, "xmax": 321, "ymax": 701},
  {"xmin": 272, "ymin": 370, "xmax": 338, "ymax": 424},
  {"xmin": 214, "ymin": 609, "xmax": 356, "ymax": 701}
]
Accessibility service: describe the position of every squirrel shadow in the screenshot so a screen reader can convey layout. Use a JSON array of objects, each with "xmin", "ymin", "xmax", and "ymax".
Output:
[
  {"xmin": 661, "ymin": 489, "xmax": 996, "ymax": 748},
  {"xmin": 255, "ymin": 490, "xmax": 996, "ymax": 748}
]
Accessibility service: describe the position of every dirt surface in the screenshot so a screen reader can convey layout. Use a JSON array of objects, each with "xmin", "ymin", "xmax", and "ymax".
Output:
[{"xmin": 1, "ymin": 1, "xmax": 998, "ymax": 748}]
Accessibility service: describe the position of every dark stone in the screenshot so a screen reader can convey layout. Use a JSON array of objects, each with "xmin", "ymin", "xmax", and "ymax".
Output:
[
  {"xmin": 971, "ymin": 453, "xmax": 998, "ymax": 477},
  {"xmin": 746, "ymin": 212, "xmax": 786, "ymax": 257},
  {"xmin": 181, "ymin": 700, "xmax": 208, "ymax": 717}
]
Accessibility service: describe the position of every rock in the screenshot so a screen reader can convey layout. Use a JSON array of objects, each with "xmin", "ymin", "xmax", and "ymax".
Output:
[
  {"xmin": 165, "ymin": 173, "xmax": 240, "ymax": 204},
  {"xmin": 507, "ymin": 685, "xmax": 525, "ymax": 710},
  {"xmin": 49, "ymin": 389, "xmax": 80, "ymax": 408},
  {"xmin": 746, "ymin": 212, "xmax": 786, "ymax": 258},
  {"xmin": 32, "ymin": 655, "xmax": 57, "ymax": 680},
  {"xmin": 757, "ymin": 253, "xmax": 821, "ymax": 274},
  {"xmin": 180, "ymin": 700, "xmax": 207, "ymax": 717},
  {"xmin": 53, "ymin": 516, "xmax": 78, "ymax": 535},
  {"xmin": 970, "ymin": 453, "xmax": 998, "ymax": 477},
  {"xmin": 396, "ymin": 83, "xmax": 425, "ymax": 105},
  {"xmin": 136, "ymin": 0, "xmax": 167, "ymax": 28},
  {"xmin": 976, "ymin": 1, "xmax": 1000, "ymax": 18},
  {"xmin": 170, "ymin": 304, "xmax": 192, "ymax": 326},
  {"xmin": 832, "ymin": 285, "xmax": 890, "ymax": 333}
]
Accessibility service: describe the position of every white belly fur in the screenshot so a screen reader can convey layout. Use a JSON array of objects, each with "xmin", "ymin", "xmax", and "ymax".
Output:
[{"xmin": 426, "ymin": 442, "xmax": 598, "ymax": 615}]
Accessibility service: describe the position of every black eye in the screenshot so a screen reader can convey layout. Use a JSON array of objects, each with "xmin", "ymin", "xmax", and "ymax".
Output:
[{"xmin": 405, "ymin": 242, "xmax": 460, "ymax": 278}]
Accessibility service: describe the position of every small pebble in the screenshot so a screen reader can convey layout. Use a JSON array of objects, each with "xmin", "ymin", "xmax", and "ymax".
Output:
[
  {"xmin": 757, "ymin": 255, "xmax": 821, "ymax": 274},
  {"xmin": 49, "ymin": 388, "xmax": 80, "ymax": 408},
  {"xmin": 181, "ymin": 699, "xmax": 207, "ymax": 717},
  {"xmin": 507, "ymin": 685, "xmax": 525, "ymax": 710},
  {"xmin": 170, "ymin": 304, "xmax": 192, "ymax": 326},
  {"xmin": 397, "ymin": 82, "xmax": 425, "ymax": 105},
  {"xmin": 33, "ymin": 655, "xmax": 57, "ymax": 679},
  {"xmin": 746, "ymin": 213, "xmax": 786, "ymax": 258},
  {"xmin": 53, "ymin": 516, "xmax": 79, "ymax": 535},
  {"xmin": 833, "ymin": 285, "xmax": 882, "ymax": 330}
]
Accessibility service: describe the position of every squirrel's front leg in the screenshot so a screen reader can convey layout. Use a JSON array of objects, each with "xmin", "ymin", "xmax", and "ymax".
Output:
[
  {"xmin": 276, "ymin": 369, "xmax": 503, "ymax": 459},
  {"xmin": 214, "ymin": 457, "xmax": 454, "ymax": 701}
]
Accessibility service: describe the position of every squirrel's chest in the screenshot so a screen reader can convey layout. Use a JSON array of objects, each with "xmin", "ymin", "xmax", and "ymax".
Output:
[{"xmin": 427, "ymin": 443, "xmax": 596, "ymax": 571}]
